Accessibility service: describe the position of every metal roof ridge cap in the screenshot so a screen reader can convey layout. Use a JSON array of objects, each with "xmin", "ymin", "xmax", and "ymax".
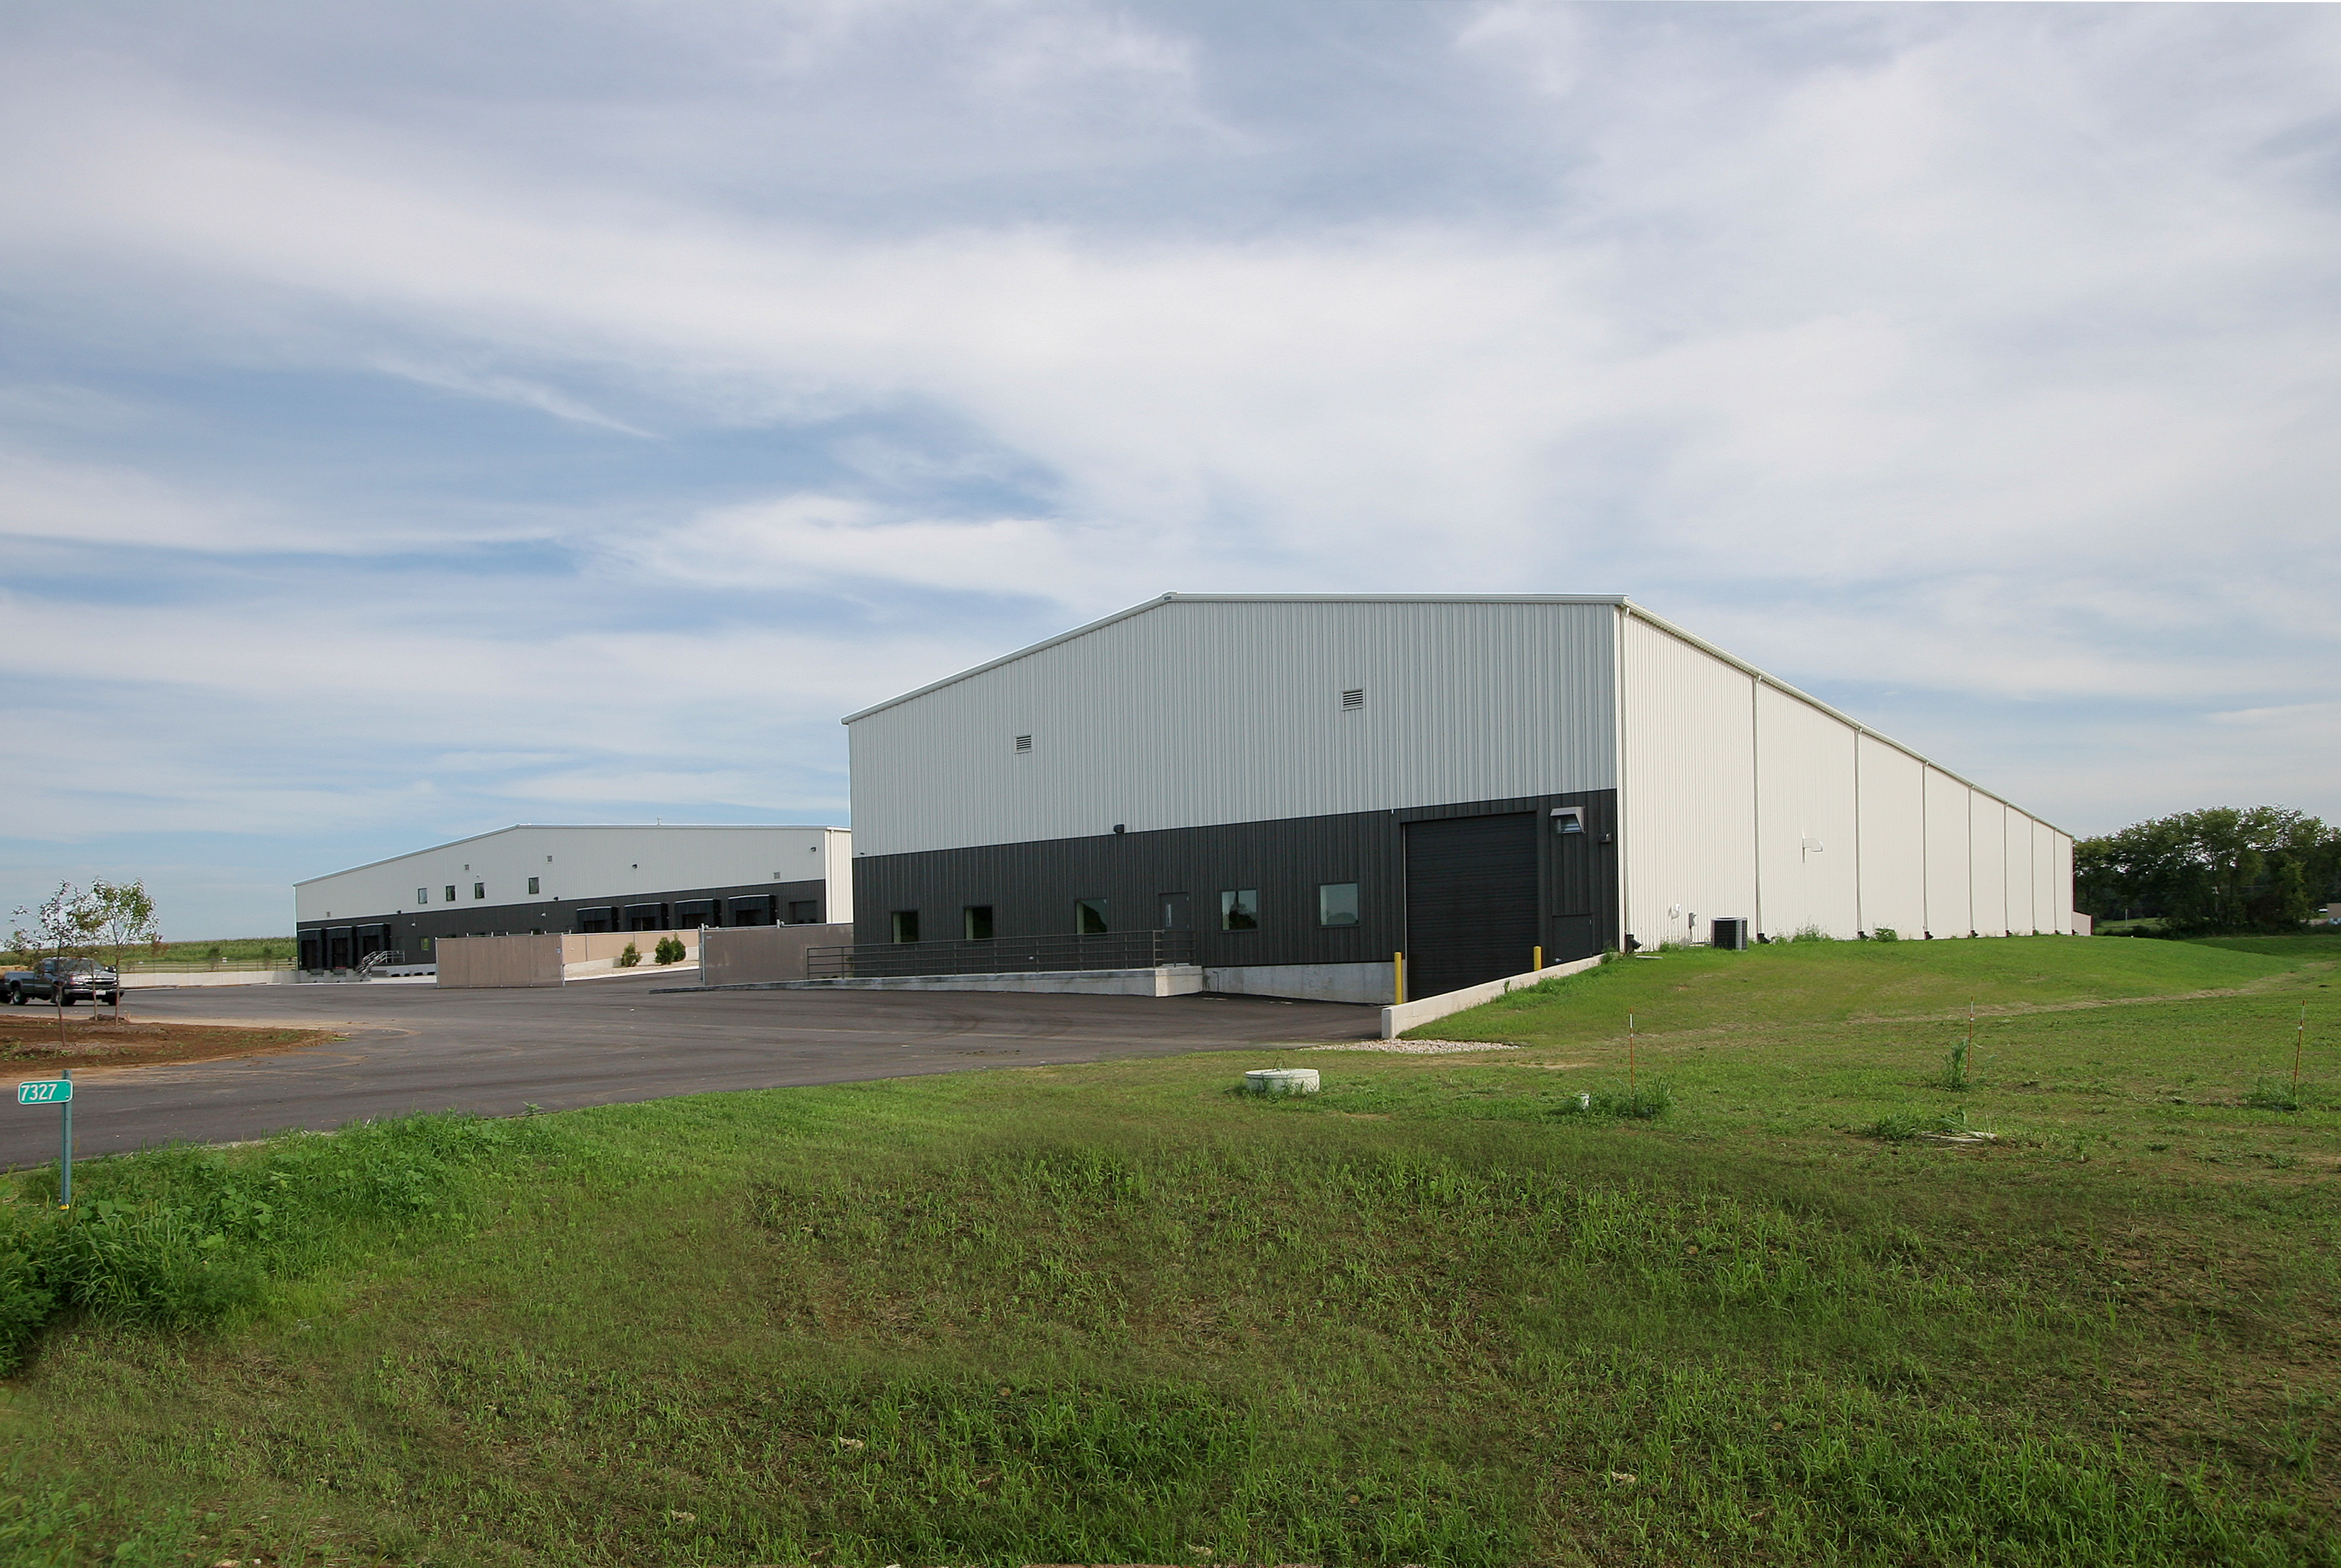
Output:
[
  {"xmin": 295, "ymin": 822, "xmax": 847, "ymax": 884},
  {"xmin": 839, "ymin": 592, "xmax": 1635, "ymax": 724},
  {"xmin": 1617, "ymin": 601, "xmax": 2068, "ymax": 838}
]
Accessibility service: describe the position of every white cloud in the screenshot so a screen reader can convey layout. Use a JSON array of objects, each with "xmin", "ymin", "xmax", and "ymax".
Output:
[{"xmin": 1, "ymin": 1, "xmax": 2339, "ymax": 926}]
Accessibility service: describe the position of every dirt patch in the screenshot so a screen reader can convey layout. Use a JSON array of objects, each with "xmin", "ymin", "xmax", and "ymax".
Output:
[{"xmin": 0, "ymin": 1015, "xmax": 343, "ymax": 1068}]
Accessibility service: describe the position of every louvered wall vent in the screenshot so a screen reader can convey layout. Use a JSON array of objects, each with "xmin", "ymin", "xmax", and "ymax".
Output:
[
  {"xmin": 1340, "ymin": 688, "xmax": 1365, "ymax": 711},
  {"xmin": 1014, "ymin": 734, "xmax": 1033, "ymax": 753}
]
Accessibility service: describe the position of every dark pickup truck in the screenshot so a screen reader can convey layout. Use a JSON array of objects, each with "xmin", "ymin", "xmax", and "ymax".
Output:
[{"xmin": 4, "ymin": 957, "xmax": 120, "ymax": 1007}]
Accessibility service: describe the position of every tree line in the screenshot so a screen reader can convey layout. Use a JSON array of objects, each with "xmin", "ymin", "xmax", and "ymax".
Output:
[{"xmin": 2075, "ymin": 807, "xmax": 2340, "ymax": 934}]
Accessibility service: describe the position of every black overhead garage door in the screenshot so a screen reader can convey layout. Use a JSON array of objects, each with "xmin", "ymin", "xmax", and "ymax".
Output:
[{"xmin": 1404, "ymin": 812, "xmax": 1540, "ymax": 999}]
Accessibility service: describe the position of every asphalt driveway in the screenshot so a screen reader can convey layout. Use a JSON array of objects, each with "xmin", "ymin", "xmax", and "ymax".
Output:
[{"xmin": 0, "ymin": 976, "xmax": 1376, "ymax": 1165}]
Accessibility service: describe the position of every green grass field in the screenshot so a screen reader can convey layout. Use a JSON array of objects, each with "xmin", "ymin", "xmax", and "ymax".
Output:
[{"xmin": 0, "ymin": 935, "xmax": 2336, "ymax": 1566}]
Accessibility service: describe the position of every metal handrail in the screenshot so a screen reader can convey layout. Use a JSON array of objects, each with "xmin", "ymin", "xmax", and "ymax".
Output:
[{"xmin": 805, "ymin": 928, "xmax": 1196, "ymax": 980}]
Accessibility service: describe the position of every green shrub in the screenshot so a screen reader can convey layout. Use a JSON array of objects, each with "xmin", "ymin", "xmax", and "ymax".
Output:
[
  {"xmin": 1872, "ymin": 926, "xmax": 1901, "ymax": 942},
  {"xmin": 616, "ymin": 941, "xmax": 641, "ymax": 967},
  {"xmin": 653, "ymin": 935, "xmax": 686, "ymax": 965}
]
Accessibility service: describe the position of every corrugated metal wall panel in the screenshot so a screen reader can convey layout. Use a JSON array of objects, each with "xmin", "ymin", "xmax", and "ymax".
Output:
[
  {"xmin": 294, "ymin": 825, "xmax": 843, "ymax": 924},
  {"xmin": 847, "ymin": 599, "xmax": 1619, "ymax": 856},
  {"xmin": 1619, "ymin": 614, "xmax": 1757, "ymax": 948},
  {"xmin": 1754, "ymin": 684, "xmax": 1860, "ymax": 938},
  {"xmin": 1923, "ymin": 769, "xmax": 1972, "ymax": 937},
  {"xmin": 2003, "ymin": 805, "xmax": 2034, "ymax": 934},
  {"xmin": 1969, "ymin": 794, "xmax": 2008, "ymax": 936},
  {"xmin": 2052, "ymin": 830, "xmax": 2074, "ymax": 932},
  {"xmin": 1857, "ymin": 735, "xmax": 1927, "ymax": 938}
]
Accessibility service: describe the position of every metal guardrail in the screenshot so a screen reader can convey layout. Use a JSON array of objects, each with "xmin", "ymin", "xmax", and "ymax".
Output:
[{"xmin": 805, "ymin": 929, "xmax": 1196, "ymax": 980}]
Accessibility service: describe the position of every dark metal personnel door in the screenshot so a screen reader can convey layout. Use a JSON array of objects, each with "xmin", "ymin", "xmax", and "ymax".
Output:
[
  {"xmin": 1404, "ymin": 813, "xmax": 1540, "ymax": 998},
  {"xmin": 1158, "ymin": 892, "xmax": 1192, "ymax": 932}
]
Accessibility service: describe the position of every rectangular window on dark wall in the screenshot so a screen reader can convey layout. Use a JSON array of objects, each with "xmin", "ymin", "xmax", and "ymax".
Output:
[
  {"xmin": 1220, "ymin": 889, "xmax": 1259, "ymax": 931},
  {"xmin": 963, "ymin": 905, "xmax": 994, "ymax": 940},
  {"xmin": 1074, "ymin": 899, "xmax": 1108, "ymax": 934},
  {"xmin": 1317, "ymin": 882, "xmax": 1361, "ymax": 927},
  {"xmin": 528, "ymin": 876, "xmax": 540, "ymax": 894},
  {"xmin": 891, "ymin": 910, "xmax": 920, "ymax": 944}
]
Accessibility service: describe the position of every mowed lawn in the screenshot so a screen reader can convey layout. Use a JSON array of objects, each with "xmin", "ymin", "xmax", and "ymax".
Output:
[{"xmin": 0, "ymin": 936, "xmax": 2336, "ymax": 1567}]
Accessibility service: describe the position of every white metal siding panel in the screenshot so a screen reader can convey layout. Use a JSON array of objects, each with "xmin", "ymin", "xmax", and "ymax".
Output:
[
  {"xmin": 1753, "ymin": 684, "xmax": 1860, "ymax": 938},
  {"xmin": 821, "ymin": 826, "xmax": 855, "ymax": 925},
  {"xmin": 2052, "ymin": 830, "xmax": 2074, "ymax": 932},
  {"xmin": 848, "ymin": 599, "xmax": 1617, "ymax": 856},
  {"xmin": 2032, "ymin": 820, "xmax": 2057, "ymax": 934},
  {"xmin": 2003, "ymin": 804, "xmax": 2035, "ymax": 934},
  {"xmin": 1923, "ymin": 769, "xmax": 1971, "ymax": 937},
  {"xmin": 1969, "ymin": 795, "xmax": 2007, "ymax": 936},
  {"xmin": 1620, "ymin": 615, "xmax": 1757, "ymax": 948},
  {"xmin": 294, "ymin": 825, "xmax": 845, "ymax": 923},
  {"xmin": 1857, "ymin": 735, "xmax": 1926, "ymax": 938}
]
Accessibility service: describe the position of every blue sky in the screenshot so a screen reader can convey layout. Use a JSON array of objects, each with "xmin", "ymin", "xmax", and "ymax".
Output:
[{"xmin": 3, "ymin": 1, "xmax": 2336, "ymax": 938}]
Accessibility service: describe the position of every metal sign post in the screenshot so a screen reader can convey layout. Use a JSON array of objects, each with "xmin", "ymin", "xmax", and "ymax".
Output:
[{"xmin": 16, "ymin": 1073, "xmax": 73, "ymax": 1207}]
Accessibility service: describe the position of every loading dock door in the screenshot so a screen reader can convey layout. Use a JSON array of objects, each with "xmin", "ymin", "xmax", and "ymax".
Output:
[{"xmin": 1404, "ymin": 813, "xmax": 1540, "ymax": 998}]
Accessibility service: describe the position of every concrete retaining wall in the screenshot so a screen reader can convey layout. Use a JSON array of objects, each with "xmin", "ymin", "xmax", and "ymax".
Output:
[
  {"xmin": 784, "ymin": 964, "xmax": 1204, "ymax": 998},
  {"xmin": 1204, "ymin": 961, "xmax": 1393, "ymax": 1005},
  {"xmin": 1380, "ymin": 953, "xmax": 1608, "ymax": 1039},
  {"xmin": 121, "ymin": 969, "xmax": 296, "ymax": 989}
]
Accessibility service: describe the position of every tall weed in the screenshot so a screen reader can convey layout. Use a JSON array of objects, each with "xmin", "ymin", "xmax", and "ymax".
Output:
[{"xmin": 0, "ymin": 1112, "xmax": 565, "ymax": 1367}]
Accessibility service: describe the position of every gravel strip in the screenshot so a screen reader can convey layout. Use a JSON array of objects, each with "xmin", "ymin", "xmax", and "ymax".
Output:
[{"xmin": 1306, "ymin": 1039, "xmax": 1522, "ymax": 1054}]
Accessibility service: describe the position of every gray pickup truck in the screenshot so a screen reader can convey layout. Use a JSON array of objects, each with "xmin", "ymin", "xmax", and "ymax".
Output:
[{"xmin": 4, "ymin": 957, "xmax": 120, "ymax": 1007}]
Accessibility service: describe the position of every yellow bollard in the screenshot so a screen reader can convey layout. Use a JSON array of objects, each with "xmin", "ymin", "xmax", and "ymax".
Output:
[
  {"xmin": 1533, "ymin": 945, "xmax": 1542, "ymax": 973},
  {"xmin": 1393, "ymin": 951, "xmax": 1405, "ymax": 1005}
]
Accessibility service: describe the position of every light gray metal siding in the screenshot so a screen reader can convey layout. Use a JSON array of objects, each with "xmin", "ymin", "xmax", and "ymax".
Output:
[
  {"xmin": 847, "ymin": 597, "xmax": 1618, "ymax": 857},
  {"xmin": 294, "ymin": 824, "xmax": 848, "ymax": 925}
]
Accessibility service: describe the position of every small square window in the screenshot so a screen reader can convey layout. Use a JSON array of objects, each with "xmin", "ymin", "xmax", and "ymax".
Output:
[
  {"xmin": 964, "ymin": 905, "xmax": 995, "ymax": 940},
  {"xmin": 528, "ymin": 876, "xmax": 540, "ymax": 894},
  {"xmin": 420, "ymin": 936, "xmax": 433, "ymax": 953},
  {"xmin": 473, "ymin": 882, "xmax": 486, "ymax": 900},
  {"xmin": 891, "ymin": 910, "xmax": 920, "ymax": 944},
  {"xmin": 1075, "ymin": 898, "xmax": 1108, "ymax": 934},
  {"xmin": 417, "ymin": 888, "xmax": 429, "ymax": 905},
  {"xmin": 1317, "ymin": 882, "xmax": 1360, "ymax": 928},
  {"xmin": 445, "ymin": 885, "xmax": 457, "ymax": 903},
  {"xmin": 1220, "ymin": 888, "xmax": 1259, "ymax": 932}
]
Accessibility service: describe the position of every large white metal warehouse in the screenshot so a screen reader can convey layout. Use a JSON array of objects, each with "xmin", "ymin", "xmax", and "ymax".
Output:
[
  {"xmin": 842, "ymin": 594, "xmax": 2074, "ymax": 1005},
  {"xmin": 295, "ymin": 824, "xmax": 853, "ymax": 971}
]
